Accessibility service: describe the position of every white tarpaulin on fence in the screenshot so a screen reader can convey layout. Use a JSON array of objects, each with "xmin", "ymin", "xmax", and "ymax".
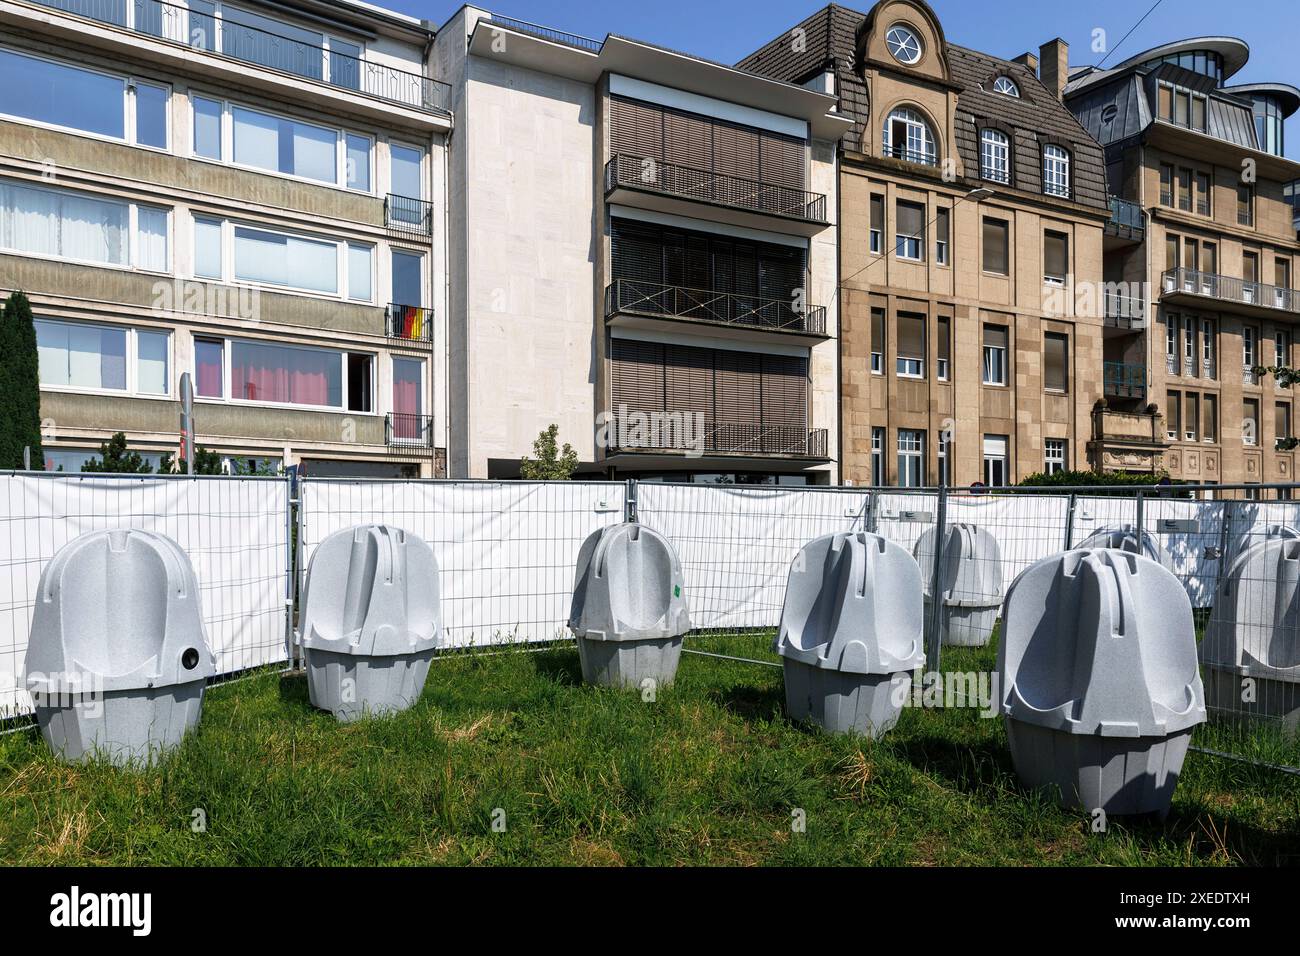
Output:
[
  {"xmin": 299, "ymin": 479, "xmax": 626, "ymax": 647},
  {"xmin": 637, "ymin": 484, "xmax": 869, "ymax": 631},
  {"xmin": 0, "ymin": 474, "xmax": 290, "ymax": 718}
]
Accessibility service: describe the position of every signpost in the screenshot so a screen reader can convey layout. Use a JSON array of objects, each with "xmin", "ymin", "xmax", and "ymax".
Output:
[{"xmin": 179, "ymin": 372, "xmax": 194, "ymax": 475}]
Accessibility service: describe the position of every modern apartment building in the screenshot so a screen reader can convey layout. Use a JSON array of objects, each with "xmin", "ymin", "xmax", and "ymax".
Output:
[
  {"xmin": 740, "ymin": 0, "xmax": 1109, "ymax": 487},
  {"xmin": 432, "ymin": 7, "xmax": 849, "ymax": 483},
  {"xmin": 1065, "ymin": 38, "xmax": 1300, "ymax": 489},
  {"xmin": 0, "ymin": 0, "xmax": 450, "ymax": 476}
]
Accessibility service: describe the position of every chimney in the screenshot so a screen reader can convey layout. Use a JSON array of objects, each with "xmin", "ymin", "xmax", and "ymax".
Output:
[
  {"xmin": 1013, "ymin": 51, "xmax": 1039, "ymax": 74},
  {"xmin": 1039, "ymin": 38, "xmax": 1069, "ymax": 100}
]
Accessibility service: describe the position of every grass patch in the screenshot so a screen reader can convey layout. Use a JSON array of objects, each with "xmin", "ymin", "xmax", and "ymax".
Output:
[{"xmin": 1, "ymin": 633, "xmax": 1298, "ymax": 865}]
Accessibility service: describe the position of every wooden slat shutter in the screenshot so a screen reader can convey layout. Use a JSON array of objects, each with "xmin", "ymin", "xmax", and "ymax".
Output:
[
  {"xmin": 610, "ymin": 219, "xmax": 665, "ymax": 283},
  {"xmin": 760, "ymin": 354, "xmax": 809, "ymax": 432},
  {"xmin": 610, "ymin": 339, "xmax": 665, "ymax": 417},
  {"xmin": 663, "ymin": 109, "xmax": 714, "ymax": 171},
  {"xmin": 609, "ymin": 96, "xmax": 663, "ymax": 160},
  {"xmin": 759, "ymin": 131, "xmax": 806, "ymax": 189},
  {"xmin": 713, "ymin": 122, "xmax": 760, "ymax": 182}
]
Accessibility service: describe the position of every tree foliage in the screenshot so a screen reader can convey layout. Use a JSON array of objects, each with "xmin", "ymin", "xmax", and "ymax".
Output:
[
  {"xmin": 1, "ymin": 291, "xmax": 44, "ymax": 469},
  {"xmin": 1017, "ymin": 469, "xmax": 1171, "ymax": 488},
  {"xmin": 81, "ymin": 432, "xmax": 155, "ymax": 473},
  {"xmin": 519, "ymin": 424, "xmax": 578, "ymax": 480}
]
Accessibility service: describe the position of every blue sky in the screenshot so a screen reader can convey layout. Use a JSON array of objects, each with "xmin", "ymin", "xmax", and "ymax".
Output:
[{"xmin": 389, "ymin": 0, "xmax": 1300, "ymax": 156}]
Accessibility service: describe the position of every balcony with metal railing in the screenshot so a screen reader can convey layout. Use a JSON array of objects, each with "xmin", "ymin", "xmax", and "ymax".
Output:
[
  {"xmin": 605, "ymin": 418, "xmax": 829, "ymax": 459},
  {"xmin": 486, "ymin": 14, "xmax": 603, "ymax": 52},
  {"xmin": 1105, "ymin": 196, "xmax": 1145, "ymax": 242},
  {"xmin": 384, "ymin": 303, "xmax": 433, "ymax": 345},
  {"xmin": 880, "ymin": 143, "xmax": 938, "ymax": 168},
  {"xmin": 1103, "ymin": 291, "xmax": 1146, "ymax": 329},
  {"xmin": 385, "ymin": 194, "xmax": 434, "ymax": 237},
  {"xmin": 385, "ymin": 413, "xmax": 434, "ymax": 453},
  {"xmin": 605, "ymin": 279, "xmax": 828, "ymax": 341},
  {"xmin": 23, "ymin": 0, "xmax": 451, "ymax": 113},
  {"xmin": 604, "ymin": 154, "xmax": 828, "ymax": 236},
  {"xmin": 1103, "ymin": 361, "xmax": 1147, "ymax": 399},
  {"xmin": 1162, "ymin": 268, "xmax": 1300, "ymax": 317}
]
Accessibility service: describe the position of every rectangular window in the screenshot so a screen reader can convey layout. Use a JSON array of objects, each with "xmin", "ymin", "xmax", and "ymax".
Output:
[
  {"xmin": 0, "ymin": 178, "xmax": 167, "ymax": 272},
  {"xmin": 1042, "ymin": 145, "xmax": 1070, "ymax": 198},
  {"xmin": 1204, "ymin": 394, "xmax": 1217, "ymax": 441},
  {"xmin": 1044, "ymin": 438, "xmax": 1066, "ymax": 475},
  {"xmin": 1166, "ymin": 389, "xmax": 1181, "ymax": 440},
  {"xmin": 1184, "ymin": 318, "xmax": 1197, "ymax": 377},
  {"xmin": 0, "ymin": 48, "xmax": 121, "ymax": 139},
  {"xmin": 1044, "ymin": 230, "xmax": 1068, "ymax": 284},
  {"xmin": 35, "ymin": 319, "xmax": 169, "ymax": 395},
  {"xmin": 1044, "ymin": 332, "xmax": 1068, "ymax": 392},
  {"xmin": 346, "ymin": 134, "xmax": 371, "ymax": 193},
  {"xmin": 871, "ymin": 427, "xmax": 884, "ymax": 486},
  {"xmin": 1277, "ymin": 329, "xmax": 1290, "ymax": 370},
  {"xmin": 897, "ymin": 429, "xmax": 924, "ymax": 487},
  {"xmin": 222, "ymin": 339, "xmax": 372, "ymax": 411},
  {"xmin": 869, "ymin": 195, "xmax": 883, "ymax": 254},
  {"xmin": 1177, "ymin": 167, "xmax": 1192, "ymax": 211},
  {"xmin": 195, "ymin": 337, "xmax": 224, "ymax": 398},
  {"xmin": 983, "ymin": 434, "xmax": 1008, "ymax": 486},
  {"xmin": 1192, "ymin": 94, "xmax": 1206, "ymax": 131},
  {"xmin": 1202, "ymin": 318, "xmax": 1216, "ymax": 378},
  {"xmin": 1279, "ymin": 401, "xmax": 1293, "ymax": 444},
  {"xmin": 980, "ymin": 129, "xmax": 1010, "ymax": 183},
  {"xmin": 391, "ymin": 249, "xmax": 424, "ymax": 308},
  {"xmin": 232, "ymin": 106, "xmax": 336, "ymax": 184},
  {"xmin": 1238, "ymin": 184, "xmax": 1254, "ymax": 226},
  {"xmin": 1159, "ymin": 163, "xmax": 1173, "ymax": 206},
  {"xmin": 1166, "ymin": 312, "xmax": 1179, "ymax": 373},
  {"xmin": 1244, "ymin": 326, "xmax": 1258, "ymax": 368},
  {"xmin": 193, "ymin": 96, "xmax": 222, "ymax": 160},
  {"xmin": 346, "ymin": 243, "xmax": 373, "ymax": 302},
  {"xmin": 936, "ymin": 315, "xmax": 950, "ymax": 381},
  {"xmin": 982, "ymin": 324, "xmax": 1008, "ymax": 385},
  {"xmin": 194, "ymin": 216, "xmax": 222, "ymax": 279},
  {"xmin": 391, "ymin": 356, "xmax": 425, "ymax": 443},
  {"xmin": 937, "ymin": 435, "xmax": 949, "ymax": 486},
  {"xmin": 982, "ymin": 217, "xmax": 1008, "ymax": 274},
  {"xmin": 896, "ymin": 312, "xmax": 925, "ymax": 378},
  {"xmin": 134, "ymin": 82, "xmax": 169, "ymax": 150},
  {"xmin": 870, "ymin": 307, "xmax": 885, "ymax": 374},
  {"xmin": 895, "ymin": 200, "xmax": 924, "ymax": 261},
  {"xmin": 1158, "ymin": 83, "xmax": 1173, "ymax": 121},
  {"xmin": 390, "ymin": 144, "xmax": 425, "ymax": 199},
  {"xmin": 234, "ymin": 225, "xmax": 337, "ymax": 294},
  {"xmin": 1194, "ymin": 171, "xmax": 1211, "ymax": 217},
  {"xmin": 1244, "ymin": 397, "xmax": 1260, "ymax": 445},
  {"xmin": 935, "ymin": 206, "xmax": 949, "ymax": 266},
  {"xmin": 1185, "ymin": 392, "xmax": 1199, "ymax": 441}
]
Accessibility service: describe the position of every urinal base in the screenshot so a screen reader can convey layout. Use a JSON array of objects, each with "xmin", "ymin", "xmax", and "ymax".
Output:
[
  {"xmin": 782, "ymin": 660, "xmax": 910, "ymax": 738},
  {"xmin": 925, "ymin": 600, "xmax": 998, "ymax": 647},
  {"xmin": 576, "ymin": 635, "xmax": 683, "ymax": 691},
  {"xmin": 1006, "ymin": 719, "xmax": 1193, "ymax": 816},
  {"xmin": 1204, "ymin": 668, "xmax": 1300, "ymax": 730},
  {"xmin": 35, "ymin": 680, "xmax": 206, "ymax": 766},
  {"xmin": 305, "ymin": 647, "xmax": 435, "ymax": 722}
]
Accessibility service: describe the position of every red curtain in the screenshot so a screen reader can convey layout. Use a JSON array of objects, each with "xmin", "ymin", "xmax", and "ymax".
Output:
[{"xmin": 232, "ymin": 344, "xmax": 334, "ymax": 406}]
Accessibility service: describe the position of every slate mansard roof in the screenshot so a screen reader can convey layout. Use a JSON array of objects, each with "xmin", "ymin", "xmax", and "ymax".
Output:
[{"xmin": 737, "ymin": 3, "xmax": 1109, "ymax": 210}]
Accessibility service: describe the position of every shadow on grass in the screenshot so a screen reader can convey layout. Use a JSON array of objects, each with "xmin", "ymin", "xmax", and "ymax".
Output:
[
  {"xmin": 888, "ymin": 732, "xmax": 1017, "ymax": 794},
  {"xmin": 276, "ymin": 671, "xmax": 311, "ymax": 708},
  {"xmin": 531, "ymin": 647, "xmax": 583, "ymax": 687},
  {"xmin": 704, "ymin": 681, "xmax": 786, "ymax": 723}
]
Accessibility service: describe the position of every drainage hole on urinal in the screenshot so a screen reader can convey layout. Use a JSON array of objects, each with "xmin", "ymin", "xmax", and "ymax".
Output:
[{"xmin": 182, "ymin": 648, "xmax": 200, "ymax": 670}]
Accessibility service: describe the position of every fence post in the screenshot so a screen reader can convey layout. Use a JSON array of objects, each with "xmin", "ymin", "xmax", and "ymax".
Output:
[
  {"xmin": 926, "ymin": 484, "xmax": 948, "ymax": 672},
  {"xmin": 1218, "ymin": 495, "xmax": 1235, "ymax": 564},
  {"xmin": 1064, "ymin": 492, "xmax": 1077, "ymax": 550},
  {"xmin": 625, "ymin": 478, "xmax": 638, "ymax": 523},
  {"xmin": 1135, "ymin": 488, "xmax": 1145, "ymax": 540},
  {"xmin": 866, "ymin": 488, "xmax": 880, "ymax": 535},
  {"xmin": 283, "ymin": 472, "xmax": 295, "ymax": 670}
]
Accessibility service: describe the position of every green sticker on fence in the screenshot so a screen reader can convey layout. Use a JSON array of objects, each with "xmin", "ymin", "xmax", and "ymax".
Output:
[{"xmin": 674, "ymin": 585, "xmax": 681, "ymax": 598}]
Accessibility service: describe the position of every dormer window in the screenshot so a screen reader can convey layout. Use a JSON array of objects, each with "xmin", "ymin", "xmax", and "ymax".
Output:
[
  {"xmin": 1043, "ymin": 144, "xmax": 1071, "ymax": 198},
  {"xmin": 992, "ymin": 76, "xmax": 1020, "ymax": 97},
  {"xmin": 885, "ymin": 24, "xmax": 923, "ymax": 65},
  {"xmin": 980, "ymin": 129, "xmax": 1010, "ymax": 183},
  {"xmin": 883, "ymin": 107, "xmax": 936, "ymax": 166}
]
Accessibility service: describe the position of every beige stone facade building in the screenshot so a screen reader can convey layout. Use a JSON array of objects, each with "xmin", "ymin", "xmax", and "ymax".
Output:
[
  {"xmin": 741, "ymin": 0, "xmax": 1110, "ymax": 487},
  {"xmin": 1066, "ymin": 38, "xmax": 1300, "ymax": 492}
]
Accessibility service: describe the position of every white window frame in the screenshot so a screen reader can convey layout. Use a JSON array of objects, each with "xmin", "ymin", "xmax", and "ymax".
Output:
[
  {"xmin": 389, "ymin": 354, "xmax": 428, "ymax": 444},
  {"xmin": 871, "ymin": 427, "xmax": 884, "ymax": 485},
  {"xmin": 882, "ymin": 108, "xmax": 935, "ymax": 165},
  {"xmin": 0, "ymin": 45, "xmax": 171, "ymax": 152},
  {"xmin": 192, "ymin": 214, "xmax": 374, "ymax": 302},
  {"xmin": 0, "ymin": 177, "xmax": 171, "ymax": 274},
  {"xmin": 194, "ymin": 335, "xmax": 376, "ymax": 414},
  {"xmin": 983, "ymin": 435, "xmax": 1008, "ymax": 487},
  {"xmin": 1044, "ymin": 438, "xmax": 1066, "ymax": 475},
  {"xmin": 34, "ymin": 317, "xmax": 173, "ymax": 399},
  {"xmin": 1043, "ymin": 144, "xmax": 1070, "ymax": 198},
  {"xmin": 992, "ymin": 76, "xmax": 1020, "ymax": 97},
  {"xmin": 188, "ymin": 93, "xmax": 375, "ymax": 194},
  {"xmin": 388, "ymin": 140, "xmax": 428, "ymax": 200},
  {"xmin": 982, "ymin": 328, "xmax": 1008, "ymax": 386},
  {"xmin": 897, "ymin": 429, "xmax": 924, "ymax": 487},
  {"xmin": 980, "ymin": 129, "xmax": 1010, "ymax": 184},
  {"xmin": 884, "ymin": 24, "xmax": 923, "ymax": 65},
  {"xmin": 1202, "ymin": 318, "xmax": 1216, "ymax": 378}
]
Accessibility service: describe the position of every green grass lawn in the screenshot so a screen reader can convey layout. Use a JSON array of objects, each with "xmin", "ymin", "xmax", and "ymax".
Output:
[{"xmin": 1, "ymin": 632, "xmax": 1298, "ymax": 866}]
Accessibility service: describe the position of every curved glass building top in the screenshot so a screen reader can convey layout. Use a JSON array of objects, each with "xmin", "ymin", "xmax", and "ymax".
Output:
[
  {"xmin": 1141, "ymin": 49, "xmax": 1224, "ymax": 84},
  {"xmin": 1224, "ymin": 84, "xmax": 1300, "ymax": 156}
]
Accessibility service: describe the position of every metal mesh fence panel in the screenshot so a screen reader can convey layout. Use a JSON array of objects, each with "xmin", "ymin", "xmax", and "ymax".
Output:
[
  {"xmin": 298, "ymin": 479, "xmax": 626, "ymax": 647},
  {"xmin": 0, "ymin": 473, "xmax": 291, "ymax": 720}
]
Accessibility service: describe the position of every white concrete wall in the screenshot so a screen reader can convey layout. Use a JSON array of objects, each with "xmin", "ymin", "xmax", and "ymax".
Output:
[{"xmin": 809, "ymin": 136, "xmax": 841, "ymax": 483}]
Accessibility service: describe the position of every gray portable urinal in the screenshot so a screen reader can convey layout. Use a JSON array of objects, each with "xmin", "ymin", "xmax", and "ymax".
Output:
[
  {"xmin": 998, "ymin": 548, "xmax": 1205, "ymax": 816},
  {"xmin": 568, "ymin": 523, "xmax": 690, "ymax": 690},
  {"xmin": 776, "ymin": 532, "xmax": 924, "ymax": 737},
  {"xmin": 912, "ymin": 523, "xmax": 1003, "ymax": 647},
  {"xmin": 25, "ymin": 529, "xmax": 216, "ymax": 766},
  {"xmin": 1076, "ymin": 524, "xmax": 1173, "ymax": 571},
  {"xmin": 298, "ymin": 525, "xmax": 442, "ymax": 722},
  {"xmin": 1201, "ymin": 538, "xmax": 1300, "ymax": 728}
]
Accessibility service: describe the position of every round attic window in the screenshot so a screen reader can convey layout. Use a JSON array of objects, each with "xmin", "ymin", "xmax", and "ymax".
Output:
[
  {"xmin": 993, "ymin": 76, "xmax": 1020, "ymax": 97},
  {"xmin": 885, "ymin": 24, "xmax": 923, "ymax": 65}
]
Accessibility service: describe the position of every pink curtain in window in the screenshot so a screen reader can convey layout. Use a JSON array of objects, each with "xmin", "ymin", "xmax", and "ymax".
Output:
[
  {"xmin": 196, "ymin": 342, "xmax": 223, "ymax": 398},
  {"xmin": 233, "ymin": 344, "xmax": 334, "ymax": 406},
  {"xmin": 393, "ymin": 362, "xmax": 421, "ymax": 439}
]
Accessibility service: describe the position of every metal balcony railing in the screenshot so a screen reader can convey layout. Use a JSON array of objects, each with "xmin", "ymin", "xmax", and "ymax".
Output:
[
  {"xmin": 385, "ymin": 413, "xmax": 433, "ymax": 452},
  {"xmin": 880, "ymin": 143, "xmax": 938, "ymax": 167},
  {"xmin": 1103, "ymin": 291, "xmax": 1146, "ymax": 328},
  {"xmin": 385, "ymin": 194, "xmax": 434, "ymax": 237},
  {"xmin": 486, "ymin": 14, "xmax": 603, "ymax": 52},
  {"xmin": 1106, "ymin": 196, "xmax": 1145, "ymax": 241},
  {"xmin": 28, "ymin": 0, "xmax": 451, "ymax": 113},
  {"xmin": 606, "ymin": 418, "xmax": 829, "ymax": 458},
  {"xmin": 1103, "ymin": 361, "xmax": 1146, "ymax": 399},
  {"xmin": 1162, "ymin": 268, "xmax": 1300, "ymax": 315},
  {"xmin": 605, "ymin": 279, "xmax": 827, "ymax": 336},
  {"xmin": 385, "ymin": 304, "xmax": 433, "ymax": 344},
  {"xmin": 604, "ymin": 154, "xmax": 827, "ymax": 224}
]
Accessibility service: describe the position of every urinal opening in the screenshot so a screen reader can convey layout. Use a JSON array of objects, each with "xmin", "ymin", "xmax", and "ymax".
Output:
[{"xmin": 182, "ymin": 648, "xmax": 200, "ymax": 670}]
